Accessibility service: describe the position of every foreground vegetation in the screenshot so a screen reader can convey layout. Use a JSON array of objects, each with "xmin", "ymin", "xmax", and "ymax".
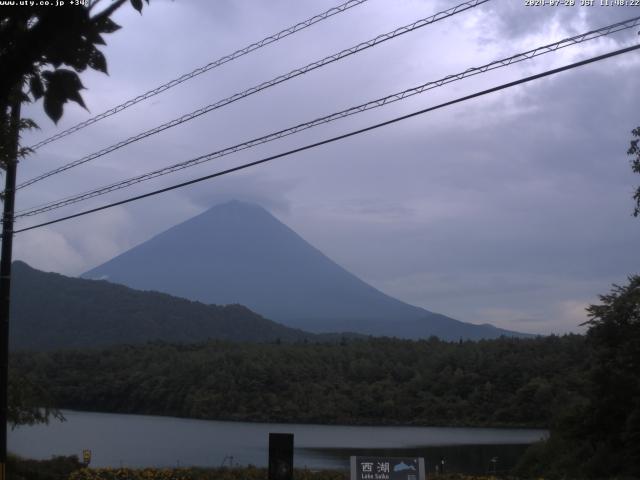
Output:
[
  {"xmin": 67, "ymin": 470, "xmax": 509, "ymax": 480},
  {"xmin": 0, "ymin": 455, "xmax": 545, "ymax": 480},
  {"xmin": 6, "ymin": 456, "xmax": 344, "ymax": 480},
  {"xmin": 11, "ymin": 334, "xmax": 587, "ymax": 428},
  {"xmin": 7, "ymin": 454, "xmax": 84, "ymax": 480}
]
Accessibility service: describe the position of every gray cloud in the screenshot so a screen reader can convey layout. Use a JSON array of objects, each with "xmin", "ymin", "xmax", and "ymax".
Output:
[
  {"xmin": 481, "ymin": 1, "xmax": 640, "ymax": 42},
  {"xmin": 183, "ymin": 172, "xmax": 297, "ymax": 214},
  {"xmin": 12, "ymin": 0, "xmax": 640, "ymax": 334}
]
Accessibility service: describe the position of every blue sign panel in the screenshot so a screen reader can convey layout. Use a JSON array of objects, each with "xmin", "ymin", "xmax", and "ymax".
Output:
[{"xmin": 350, "ymin": 456, "xmax": 425, "ymax": 480}]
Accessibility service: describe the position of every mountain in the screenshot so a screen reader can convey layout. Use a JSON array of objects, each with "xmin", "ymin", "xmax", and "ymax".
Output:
[
  {"xmin": 83, "ymin": 201, "xmax": 527, "ymax": 340},
  {"xmin": 9, "ymin": 261, "xmax": 325, "ymax": 351}
]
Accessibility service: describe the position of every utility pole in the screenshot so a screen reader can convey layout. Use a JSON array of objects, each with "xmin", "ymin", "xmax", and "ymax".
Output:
[{"xmin": 0, "ymin": 94, "xmax": 21, "ymax": 480}]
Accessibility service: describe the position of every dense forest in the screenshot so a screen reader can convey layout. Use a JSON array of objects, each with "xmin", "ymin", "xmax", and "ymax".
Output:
[
  {"xmin": 11, "ymin": 335, "xmax": 587, "ymax": 428},
  {"xmin": 514, "ymin": 276, "xmax": 640, "ymax": 479}
]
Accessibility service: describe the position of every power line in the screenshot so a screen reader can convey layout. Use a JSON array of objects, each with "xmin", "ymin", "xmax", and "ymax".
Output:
[
  {"xmin": 12, "ymin": 43, "xmax": 640, "ymax": 236},
  {"xmin": 15, "ymin": 0, "xmax": 489, "ymax": 191},
  {"xmin": 15, "ymin": 16, "xmax": 640, "ymax": 219},
  {"xmin": 26, "ymin": 0, "xmax": 371, "ymax": 151}
]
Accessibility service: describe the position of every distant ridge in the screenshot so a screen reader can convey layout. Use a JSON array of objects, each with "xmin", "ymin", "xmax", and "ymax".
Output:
[
  {"xmin": 83, "ymin": 201, "xmax": 528, "ymax": 340},
  {"xmin": 10, "ymin": 261, "xmax": 327, "ymax": 351}
]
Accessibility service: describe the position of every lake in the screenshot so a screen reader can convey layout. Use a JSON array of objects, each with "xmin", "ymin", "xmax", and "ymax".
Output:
[{"xmin": 8, "ymin": 410, "xmax": 547, "ymax": 475}]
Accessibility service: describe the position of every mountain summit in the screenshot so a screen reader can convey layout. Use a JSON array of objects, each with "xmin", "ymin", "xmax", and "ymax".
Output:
[{"xmin": 83, "ymin": 201, "xmax": 524, "ymax": 340}]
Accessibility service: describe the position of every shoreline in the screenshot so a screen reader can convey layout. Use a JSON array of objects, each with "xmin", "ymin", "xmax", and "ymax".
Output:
[{"xmin": 46, "ymin": 408, "xmax": 551, "ymax": 432}]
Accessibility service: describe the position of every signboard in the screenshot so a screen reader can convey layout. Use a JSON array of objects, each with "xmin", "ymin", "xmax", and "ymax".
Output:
[
  {"xmin": 350, "ymin": 457, "xmax": 425, "ymax": 480},
  {"xmin": 82, "ymin": 449, "xmax": 91, "ymax": 465}
]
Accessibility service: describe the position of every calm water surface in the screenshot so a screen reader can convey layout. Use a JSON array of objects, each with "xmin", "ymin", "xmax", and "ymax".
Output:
[{"xmin": 8, "ymin": 410, "xmax": 547, "ymax": 474}]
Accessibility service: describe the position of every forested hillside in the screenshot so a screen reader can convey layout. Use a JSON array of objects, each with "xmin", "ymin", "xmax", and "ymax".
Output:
[
  {"xmin": 10, "ymin": 261, "xmax": 324, "ymax": 350},
  {"xmin": 11, "ymin": 335, "xmax": 587, "ymax": 427}
]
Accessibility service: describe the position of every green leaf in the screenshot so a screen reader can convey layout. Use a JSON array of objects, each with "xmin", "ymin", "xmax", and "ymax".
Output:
[
  {"xmin": 43, "ymin": 95, "xmax": 63, "ymax": 124},
  {"xmin": 67, "ymin": 88, "xmax": 86, "ymax": 109},
  {"xmin": 65, "ymin": 41, "xmax": 93, "ymax": 73},
  {"xmin": 86, "ymin": 29, "xmax": 106, "ymax": 46},
  {"xmin": 94, "ymin": 16, "xmax": 121, "ymax": 34},
  {"xmin": 18, "ymin": 146, "xmax": 35, "ymax": 160},
  {"xmin": 42, "ymin": 69, "xmax": 88, "ymax": 122},
  {"xmin": 130, "ymin": 0, "xmax": 143, "ymax": 13},
  {"xmin": 88, "ymin": 48, "xmax": 107, "ymax": 74},
  {"xmin": 29, "ymin": 75, "xmax": 44, "ymax": 100},
  {"xmin": 19, "ymin": 119, "xmax": 39, "ymax": 131}
]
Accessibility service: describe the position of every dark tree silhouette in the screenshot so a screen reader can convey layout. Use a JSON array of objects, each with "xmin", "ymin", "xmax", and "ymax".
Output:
[
  {"xmin": 0, "ymin": 0, "xmax": 149, "ymax": 128},
  {"xmin": 580, "ymin": 276, "xmax": 640, "ymax": 477},
  {"xmin": 516, "ymin": 276, "xmax": 640, "ymax": 478},
  {"xmin": 0, "ymin": 0, "xmax": 150, "ymax": 474},
  {"xmin": 627, "ymin": 127, "xmax": 640, "ymax": 217}
]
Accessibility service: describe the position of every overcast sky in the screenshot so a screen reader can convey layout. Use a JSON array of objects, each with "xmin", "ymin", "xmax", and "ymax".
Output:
[{"xmin": 13, "ymin": 0, "xmax": 640, "ymax": 335}]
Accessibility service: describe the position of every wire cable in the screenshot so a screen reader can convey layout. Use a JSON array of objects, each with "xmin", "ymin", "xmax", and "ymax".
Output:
[
  {"xmin": 27, "ymin": 0, "xmax": 371, "ymax": 151},
  {"xmin": 15, "ymin": 0, "xmax": 489, "ymax": 191},
  {"xmin": 12, "ymin": 43, "xmax": 640, "ymax": 235},
  {"xmin": 15, "ymin": 15, "xmax": 640, "ymax": 219}
]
